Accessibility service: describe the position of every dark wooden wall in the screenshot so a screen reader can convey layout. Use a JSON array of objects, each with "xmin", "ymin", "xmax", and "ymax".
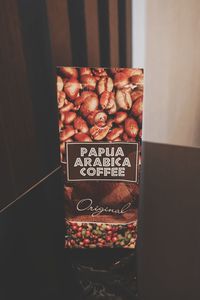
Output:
[{"xmin": 0, "ymin": 0, "xmax": 132, "ymax": 211}]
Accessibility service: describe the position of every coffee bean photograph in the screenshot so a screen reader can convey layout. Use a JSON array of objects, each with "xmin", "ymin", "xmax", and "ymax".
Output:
[{"xmin": 0, "ymin": 1, "xmax": 200, "ymax": 300}]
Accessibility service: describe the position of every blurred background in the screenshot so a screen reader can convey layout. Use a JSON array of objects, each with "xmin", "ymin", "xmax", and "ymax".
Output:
[{"xmin": 0, "ymin": 1, "xmax": 200, "ymax": 300}]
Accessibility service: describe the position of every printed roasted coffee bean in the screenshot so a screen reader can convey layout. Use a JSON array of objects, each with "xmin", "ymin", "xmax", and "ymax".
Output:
[
  {"xmin": 60, "ymin": 126, "xmax": 76, "ymax": 142},
  {"xmin": 132, "ymin": 96, "xmax": 143, "ymax": 117},
  {"xmin": 123, "ymin": 132, "xmax": 136, "ymax": 142},
  {"xmin": 90, "ymin": 123, "xmax": 110, "ymax": 141},
  {"xmin": 106, "ymin": 127, "xmax": 124, "ymax": 141},
  {"xmin": 131, "ymin": 88, "xmax": 143, "ymax": 102},
  {"xmin": 80, "ymin": 93, "xmax": 99, "ymax": 117},
  {"xmin": 61, "ymin": 111, "xmax": 77, "ymax": 125},
  {"xmin": 60, "ymin": 67, "xmax": 78, "ymax": 79},
  {"xmin": 60, "ymin": 100, "xmax": 74, "ymax": 113},
  {"xmin": 92, "ymin": 68, "xmax": 108, "ymax": 77},
  {"xmin": 115, "ymin": 89, "xmax": 132, "ymax": 110},
  {"xmin": 74, "ymin": 133, "xmax": 92, "ymax": 142},
  {"xmin": 114, "ymin": 72, "xmax": 129, "ymax": 89},
  {"xmin": 114, "ymin": 111, "xmax": 128, "ymax": 124},
  {"xmin": 100, "ymin": 91, "xmax": 117, "ymax": 115},
  {"xmin": 80, "ymin": 67, "xmax": 92, "ymax": 76},
  {"xmin": 80, "ymin": 74, "xmax": 97, "ymax": 90},
  {"xmin": 97, "ymin": 77, "xmax": 113, "ymax": 94},
  {"xmin": 122, "ymin": 68, "xmax": 143, "ymax": 78},
  {"xmin": 57, "ymin": 76, "xmax": 64, "ymax": 92},
  {"xmin": 125, "ymin": 118, "xmax": 139, "ymax": 138},
  {"xmin": 74, "ymin": 116, "xmax": 89, "ymax": 133},
  {"xmin": 57, "ymin": 91, "xmax": 65, "ymax": 109},
  {"xmin": 131, "ymin": 73, "xmax": 144, "ymax": 86},
  {"xmin": 64, "ymin": 79, "xmax": 80, "ymax": 100}
]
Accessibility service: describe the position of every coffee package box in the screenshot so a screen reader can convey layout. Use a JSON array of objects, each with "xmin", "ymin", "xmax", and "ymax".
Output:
[{"xmin": 56, "ymin": 67, "xmax": 143, "ymax": 249}]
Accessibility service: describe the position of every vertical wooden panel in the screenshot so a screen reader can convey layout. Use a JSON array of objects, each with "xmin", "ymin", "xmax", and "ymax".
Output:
[
  {"xmin": 98, "ymin": 0, "xmax": 110, "ymax": 66},
  {"xmin": 84, "ymin": 0, "xmax": 100, "ymax": 66},
  {"xmin": 108, "ymin": 0, "xmax": 119, "ymax": 66},
  {"xmin": 125, "ymin": 0, "xmax": 132, "ymax": 66},
  {"xmin": 17, "ymin": 0, "xmax": 60, "ymax": 173},
  {"xmin": 46, "ymin": 0, "xmax": 72, "ymax": 66},
  {"xmin": 67, "ymin": 0, "xmax": 88, "ymax": 66},
  {"xmin": 0, "ymin": 0, "xmax": 41, "ymax": 205},
  {"xmin": 118, "ymin": 0, "xmax": 126, "ymax": 66}
]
